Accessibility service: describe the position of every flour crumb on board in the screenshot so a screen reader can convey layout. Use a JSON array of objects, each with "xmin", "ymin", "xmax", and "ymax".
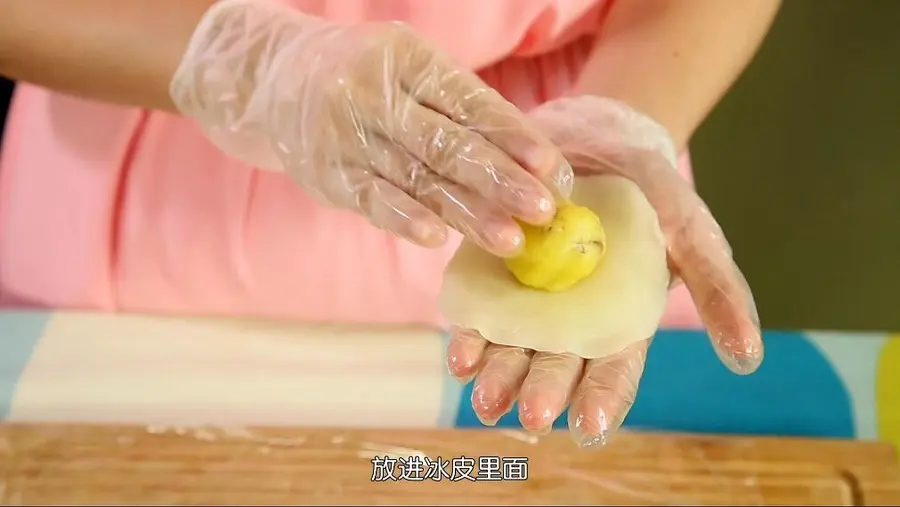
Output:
[
  {"xmin": 357, "ymin": 442, "xmax": 427, "ymax": 460},
  {"xmin": 500, "ymin": 430, "xmax": 540, "ymax": 444}
]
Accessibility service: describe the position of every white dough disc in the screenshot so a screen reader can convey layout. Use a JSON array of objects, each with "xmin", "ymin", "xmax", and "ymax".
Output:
[{"xmin": 438, "ymin": 175, "xmax": 670, "ymax": 359}]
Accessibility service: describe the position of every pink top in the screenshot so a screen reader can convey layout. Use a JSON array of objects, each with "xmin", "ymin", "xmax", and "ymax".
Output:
[{"xmin": 0, "ymin": 0, "xmax": 702, "ymax": 329}]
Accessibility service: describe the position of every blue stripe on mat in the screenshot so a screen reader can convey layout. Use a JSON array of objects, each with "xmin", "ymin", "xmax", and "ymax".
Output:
[{"xmin": 0, "ymin": 312, "xmax": 51, "ymax": 419}]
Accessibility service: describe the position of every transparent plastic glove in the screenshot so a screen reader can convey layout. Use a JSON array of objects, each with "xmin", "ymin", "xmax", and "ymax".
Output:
[
  {"xmin": 446, "ymin": 96, "xmax": 764, "ymax": 448},
  {"xmin": 170, "ymin": 0, "xmax": 573, "ymax": 256}
]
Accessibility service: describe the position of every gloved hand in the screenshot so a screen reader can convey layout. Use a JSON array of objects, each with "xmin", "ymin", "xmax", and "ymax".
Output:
[
  {"xmin": 446, "ymin": 95, "xmax": 764, "ymax": 447},
  {"xmin": 170, "ymin": 0, "xmax": 573, "ymax": 256}
]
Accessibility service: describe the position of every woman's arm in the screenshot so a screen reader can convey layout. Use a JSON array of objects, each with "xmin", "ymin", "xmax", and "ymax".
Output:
[
  {"xmin": 0, "ymin": 0, "xmax": 215, "ymax": 112},
  {"xmin": 571, "ymin": 0, "xmax": 782, "ymax": 151}
]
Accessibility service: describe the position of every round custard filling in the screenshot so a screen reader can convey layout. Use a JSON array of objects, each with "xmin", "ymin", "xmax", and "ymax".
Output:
[{"xmin": 504, "ymin": 201, "xmax": 608, "ymax": 293}]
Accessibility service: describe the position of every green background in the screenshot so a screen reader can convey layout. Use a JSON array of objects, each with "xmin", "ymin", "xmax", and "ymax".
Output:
[{"xmin": 691, "ymin": 0, "xmax": 900, "ymax": 332}]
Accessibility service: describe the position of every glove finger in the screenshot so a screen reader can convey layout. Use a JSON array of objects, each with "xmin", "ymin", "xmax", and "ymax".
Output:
[
  {"xmin": 410, "ymin": 171, "xmax": 524, "ymax": 257},
  {"xmin": 361, "ymin": 135, "xmax": 525, "ymax": 256},
  {"xmin": 517, "ymin": 352, "xmax": 584, "ymax": 434},
  {"xmin": 401, "ymin": 52, "xmax": 573, "ymax": 198},
  {"xmin": 445, "ymin": 326, "xmax": 490, "ymax": 382},
  {"xmin": 318, "ymin": 167, "xmax": 448, "ymax": 247},
  {"xmin": 387, "ymin": 102, "xmax": 556, "ymax": 225},
  {"xmin": 568, "ymin": 338, "xmax": 650, "ymax": 449},
  {"xmin": 471, "ymin": 344, "xmax": 533, "ymax": 425},
  {"xmin": 668, "ymin": 204, "xmax": 763, "ymax": 375},
  {"xmin": 633, "ymin": 159, "xmax": 762, "ymax": 374}
]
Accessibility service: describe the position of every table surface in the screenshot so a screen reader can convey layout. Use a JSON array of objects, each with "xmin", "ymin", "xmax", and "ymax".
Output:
[{"xmin": 2, "ymin": 424, "xmax": 899, "ymax": 505}]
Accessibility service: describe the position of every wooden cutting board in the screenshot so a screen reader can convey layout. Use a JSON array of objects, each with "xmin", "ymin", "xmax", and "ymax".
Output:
[{"xmin": 1, "ymin": 423, "xmax": 898, "ymax": 505}]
